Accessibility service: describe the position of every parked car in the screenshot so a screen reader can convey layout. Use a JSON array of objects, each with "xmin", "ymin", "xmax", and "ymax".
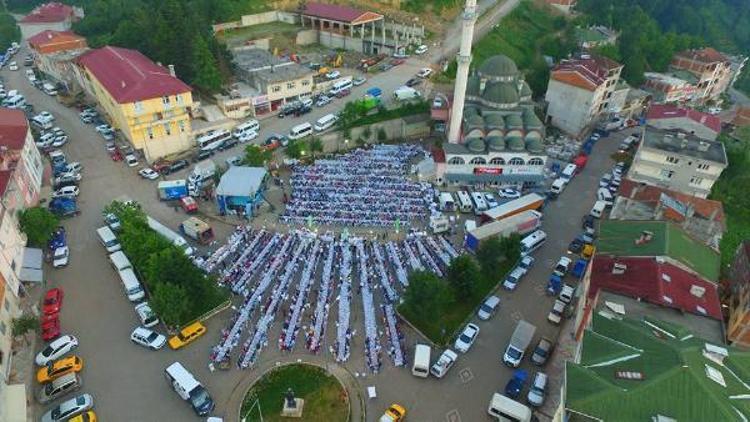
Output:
[
  {"xmin": 498, "ymin": 188, "xmax": 522, "ymax": 199},
  {"xmin": 138, "ymin": 168, "xmax": 160, "ymax": 180},
  {"xmin": 135, "ymin": 302, "xmax": 159, "ymax": 328},
  {"xmin": 390, "ymin": 58, "xmax": 406, "ymax": 66},
  {"xmin": 104, "ymin": 213, "xmax": 121, "ymax": 231},
  {"xmin": 36, "ymin": 355, "xmax": 83, "ymax": 384},
  {"xmin": 325, "ymin": 70, "xmax": 341, "ymax": 79},
  {"xmin": 43, "ymin": 288, "xmax": 64, "ymax": 315},
  {"xmin": 52, "ymin": 186, "xmax": 80, "ymax": 198},
  {"xmin": 547, "ymin": 299, "xmax": 566, "ymax": 324},
  {"xmin": 502, "ymin": 266, "xmax": 527, "ymax": 290},
  {"xmin": 531, "ymin": 337, "xmax": 554, "ymax": 366},
  {"xmin": 40, "ymin": 393, "xmax": 93, "ymax": 422},
  {"xmin": 504, "ymin": 369, "xmax": 528, "ymax": 399},
  {"xmin": 352, "ymin": 76, "xmax": 367, "ymax": 86},
  {"xmin": 41, "ymin": 318, "xmax": 61, "ymax": 341},
  {"xmin": 130, "ymin": 326, "xmax": 166, "ymax": 350},
  {"xmin": 405, "ymin": 78, "xmax": 422, "ymax": 87},
  {"xmin": 125, "ymin": 154, "xmax": 139, "ymax": 167},
  {"xmin": 35, "ymin": 335, "xmax": 79, "ymax": 366},
  {"xmin": 454, "ymin": 323, "xmax": 479, "ymax": 353},
  {"xmin": 527, "ymin": 372, "xmax": 548, "ymax": 407},
  {"xmin": 315, "ymin": 95, "xmax": 332, "ymax": 107},
  {"xmin": 429, "ymin": 349, "xmax": 458, "ymax": 378},
  {"xmin": 484, "ymin": 192, "xmax": 499, "ymax": 208},
  {"xmin": 68, "ymin": 411, "xmax": 97, "ymax": 422},
  {"xmin": 52, "ymin": 246, "xmax": 69, "ymax": 268},
  {"xmin": 567, "ymin": 236, "xmax": 585, "ymax": 254},
  {"xmin": 335, "ymin": 89, "xmax": 350, "ymax": 98},
  {"xmin": 553, "ymin": 256, "xmax": 573, "ymax": 277},
  {"xmin": 519, "ymin": 255, "xmax": 535, "ymax": 270},
  {"xmin": 415, "ymin": 44, "xmax": 428, "ymax": 54},
  {"xmin": 163, "ymin": 159, "xmax": 189, "ymax": 174},
  {"xmin": 95, "ymin": 124, "xmax": 113, "ymax": 134},
  {"xmin": 236, "ymin": 130, "xmax": 258, "ymax": 143},
  {"xmin": 477, "ymin": 295, "xmax": 500, "ymax": 320},
  {"xmin": 417, "ymin": 67, "xmax": 433, "ymax": 78},
  {"xmin": 36, "ymin": 373, "xmax": 82, "ymax": 404},
  {"xmin": 64, "ymin": 162, "xmax": 82, "ymax": 174}
]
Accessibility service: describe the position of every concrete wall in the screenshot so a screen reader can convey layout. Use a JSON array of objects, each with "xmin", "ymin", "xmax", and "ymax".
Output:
[
  {"xmin": 629, "ymin": 147, "xmax": 723, "ymax": 198},
  {"xmin": 296, "ymin": 29, "xmax": 318, "ymax": 46},
  {"xmin": 647, "ymin": 118, "xmax": 718, "ymax": 141},
  {"xmin": 545, "ymin": 79, "xmax": 596, "ymax": 137},
  {"xmin": 240, "ymin": 11, "xmax": 279, "ymax": 27},
  {"xmin": 316, "ymin": 114, "xmax": 430, "ymax": 152},
  {"xmin": 214, "ymin": 11, "xmax": 300, "ymax": 33}
]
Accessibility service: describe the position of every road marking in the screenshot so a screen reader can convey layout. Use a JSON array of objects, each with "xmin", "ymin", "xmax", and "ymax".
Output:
[
  {"xmin": 510, "ymin": 310, "xmax": 523, "ymax": 323},
  {"xmin": 446, "ymin": 409, "xmax": 462, "ymax": 422},
  {"xmin": 458, "ymin": 367, "xmax": 473, "ymax": 383}
]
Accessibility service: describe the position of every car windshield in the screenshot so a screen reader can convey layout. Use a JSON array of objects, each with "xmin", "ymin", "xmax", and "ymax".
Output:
[
  {"xmin": 44, "ymin": 297, "xmax": 56, "ymax": 305},
  {"xmin": 508, "ymin": 348, "xmax": 522, "ymax": 359},
  {"xmin": 147, "ymin": 332, "xmax": 159, "ymax": 342},
  {"xmin": 480, "ymin": 304, "xmax": 492, "ymax": 313},
  {"xmin": 459, "ymin": 333, "xmax": 471, "ymax": 343},
  {"xmin": 190, "ymin": 389, "xmax": 211, "ymax": 409},
  {"xmin": 534, "ymin": 347, "xmax": 548, "ymax": 357},
  {"xmin": 54, "ymin": 249, "xmax": 66, "ymax": 258}
]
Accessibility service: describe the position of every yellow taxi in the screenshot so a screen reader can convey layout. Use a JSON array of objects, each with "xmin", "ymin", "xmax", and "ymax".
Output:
[
  {"xmin": 36, "ymin": 355, "xmax": 83, "ymax": 383},
  {"xmin": 69, "ymin": 410, "xmax": 97, "ymax": 422},
  {"xmin": 168, "ymin": 321, "xmax": 207, "ymax": 350},
  {"xmin": 381, "ymin": 404, "xmax": 406, "ymax": 421}
]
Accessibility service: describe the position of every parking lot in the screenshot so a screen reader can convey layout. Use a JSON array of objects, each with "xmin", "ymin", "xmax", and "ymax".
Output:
[{"xmin": 3, "ymin": 42, "xmax": 638, "ymax": 421}]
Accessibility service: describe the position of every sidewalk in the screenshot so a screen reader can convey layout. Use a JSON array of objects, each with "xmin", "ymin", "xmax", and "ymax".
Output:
[{"xmin": 8, "ymin": 284, "xmax": 45, "ymax": 421}]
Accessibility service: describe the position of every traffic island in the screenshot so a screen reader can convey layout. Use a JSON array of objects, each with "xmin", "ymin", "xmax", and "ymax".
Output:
[{"xmin": 240, "ymin": 364, "xmax": 348, "ymax": 422}]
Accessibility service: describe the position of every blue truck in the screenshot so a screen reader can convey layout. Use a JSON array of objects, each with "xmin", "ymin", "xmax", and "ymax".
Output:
[
  {"xmin": 48, "ymin": 197, "xmax": 79, "ymax": 218},
  {"xmin": 157, "ymin": 180, "xmax": 188, "ymax": 200},
  {"xmin": 572, "ymin": 258, "xmax": 589, "ymax": 279},
  {"xmin": 547, "ymin": 274, "xmax": 562, "ymax": 296}
]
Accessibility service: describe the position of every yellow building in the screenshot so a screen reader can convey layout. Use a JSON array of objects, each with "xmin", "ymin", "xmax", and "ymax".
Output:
[{"xmin": 76, "ymin": 46, "xmax": 194, "ymax": 162}]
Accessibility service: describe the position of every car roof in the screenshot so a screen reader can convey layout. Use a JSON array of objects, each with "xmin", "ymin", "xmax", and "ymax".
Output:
[
  {"xmin": 483, "ymin": 295, "xmax": 500, "ymax": 306},
  {"xmin": 132, "ymin": 326, "xmax": 153, "ymax": 337}
]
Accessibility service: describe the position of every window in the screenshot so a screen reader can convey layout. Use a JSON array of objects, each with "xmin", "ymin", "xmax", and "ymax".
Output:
[
  {"xmin": 690, "ymin": 176, "xmax": 703, "ymax": 186},
  {"xmin": 489, "ymin": 157, "xmax": 505, "ymax": 165},
  {"xmin": 509, "ymin": 157, "xmax": 525, "ymax": 165},
  {"xmin": 3, "ymin": 298, "xmax": 8, "ymax": 311},
  {"xmin": 660, "ymin": 169, "xmax": 674, "ymax": 179},
  {"xmin": 0, "ymin": 322, "xmax": 5, "ymax": 335},
  {"xmin": 697, "ymin": 163, "xmax": 710, "ymax": 171},
  {"xmin": 528, "ymin": 157, "xmax": 544, "ymax": 166},
  {"xmin": 178, "ymin": 120, "xmax": 186, "ymax": 133},
  {"xmin": 176, "ymin": 94, "xmax": 183, "ymax": 104},
  {"xmin": 162, "ymin": 96, "xmax": 170, "ymax": 105},
  {"xmin": 666, "ymin": 156, "xmax": 679, "ymax": 164},
  {"xmin": 272, "ymin": 86, "xmax": 281, "ymax": 93},
  {"xmin": 448, "ymin": 157, "xmax": 465, "ymax": 165},
  {"xmin": 302, "ymin": 80, "xmax": 310, "ymax": 86},
  {"xmin": 134, "ymin": 101, "xmax": 143, "ymax": 113},
  {"xmin": 147, "ymin": 127, "xmax": 154, "ymax": 140},
  {"xmin": 469, "ymin": 157, "xmax": 487, "ymax": 165},
  {"xmin": 164, "ymin": 123, "xmax": 171, "ymax": 136},
  {"xmin": 287, "ymin": 82, "xmax": 296, "ymax": 89}
]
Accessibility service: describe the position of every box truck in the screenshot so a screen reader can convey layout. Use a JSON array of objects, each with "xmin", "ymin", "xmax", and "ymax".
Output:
[
  {"xmin": 465, "ymin": 210, "xmax": 542, "ymax": 253},
  {"xmin": 503, "ymin": 320, "xmax": 536, "ymax": 367},
  {"xmin": 158, "ymin": 180, "xmax": 188, "ymax": 200}
]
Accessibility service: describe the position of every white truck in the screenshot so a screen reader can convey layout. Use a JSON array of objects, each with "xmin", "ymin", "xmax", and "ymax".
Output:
[
  {"xmin": 503, "ymin": 320, "xmax": 536, "ymax": 367},
  {"xmin": 393, "ymin": 86, "xmax": 421, "ymax": 101},
  {"xmin": 430, "ymin": 349, "xmax": 458, "ymax": 378},
  {"xmin": 188, "ymin": 160, "xmax": 216, "ymax": 184},
  {"xmin": 429, "ymin": 215, "xmax": 450, "ymax": 234},
  {"xmin": 146, "ymin": 215, "xmax": 194, "ymax": 256}
]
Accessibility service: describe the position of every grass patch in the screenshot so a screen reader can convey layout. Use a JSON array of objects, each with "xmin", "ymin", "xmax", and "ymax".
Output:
[
  {"xmin": 217, "ymin": 21, "xmax": 300, "ymax": 48},
  {"xmin": 343, "ymin": 101, "xmax": 430, "ymax": 130},
  {"xmin": 240, "ymin": 364, "xmax": 348, "ymax": 422},
  {"xmin": 402, "ymin": 0, "xmax": 460, "ymax": 14}
]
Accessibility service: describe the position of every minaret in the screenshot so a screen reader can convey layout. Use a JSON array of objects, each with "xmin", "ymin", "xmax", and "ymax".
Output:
[{"xmin": 448, "ymin": 0, "xmax": 478, "ymax": 144}]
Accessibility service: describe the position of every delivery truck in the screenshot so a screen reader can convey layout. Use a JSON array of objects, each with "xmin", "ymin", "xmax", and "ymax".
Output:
[
  {"xmin": 180, "ymin": 217, "xmax": 214, "ymax": 244},
  {"xmin": 503, "ymin": 320, "xmax": 536, "ymax": 367},
  {"xmin": 393, "ymin": 86, "xmax": 421, "ymax": 101},
  {"xmin": 481, "ymin": 193, "xmax": 545, "ymax": 223},
  {"xmin": 429, "ymin": 215, "xmax": 450, "ymax": 234},
  {"xmin": 158, "ymin": 180, "xmax": 188, "ymax": 200},
  {"xmin": 465, "ymin": 210, "xmax": 542, "ymax": 253}
]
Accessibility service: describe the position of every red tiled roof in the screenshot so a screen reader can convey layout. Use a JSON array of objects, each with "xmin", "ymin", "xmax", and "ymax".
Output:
[
  {"xmin": 589, "ymin": 256, "xmax": 722, "ymax": 320},
  {"xmin": 618, "ymin": 178, "xmax": 725, "ymax": 223},
  {"xmin": 733, "ymin": 106, "xmax": 750, "ymax": 127},
  {"xmin": 675, "ymin": 47, "xmax": 728, "ymax": 65},
  {"xmin": 302, "ymin": 2, "xmax": 381, "ymax": 23},
  {"xmin": 28, "ymin": 30, "xmax": 85, "ymax": 48},
  {"xmin": 0, "ymin": 109, "xmax": 29, "ymax": 150},
  {"xmin": 77, "ymin": 46, "xmax": 191, "ymax": 103},
  {"xmin": 20, "ymin": 2, "xmax": 74, "ymax": 24},
  {"xmin": 551, "ymin": 54, "xmax": 621, "ymax": 90},
  {"xmin": 551, "ymin": 71, "xmax": 599, "ymax": 91},
  {"xmin": 0, "ymin": 170, "xmax": 11, "ymax": 197},
  {"xmin": 647, "ymin": 104, "xmax": 721, "ymax": 133}
]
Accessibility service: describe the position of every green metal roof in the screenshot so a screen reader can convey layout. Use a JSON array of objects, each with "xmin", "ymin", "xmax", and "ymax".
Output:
[
  {"xmin": 566, "ymin": 313, "xmax": 750, "ymax": 421},
  {"xmin": 477, "ymin": 54, "xmax": 518, "ymax": 79},
  {"xmin": 596, "ymin": 220, "xmax": 720, "ymax": 282},
  {"xmin": 483, "ymin": 81, "xmax": 519, "ymax": 105}
]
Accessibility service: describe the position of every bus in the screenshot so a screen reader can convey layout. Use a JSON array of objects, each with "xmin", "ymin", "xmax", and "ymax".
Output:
[
  {"xmin": 456, "ymin": 191, "xmax": 473, "ymax": 213},
  {"xmin": 470, "ymin": 192, "xmax": 488, "ymax": 215},
  {"xmin": 520, "ymin": 230, "xmax": 547, "ymax": 256},
  {"xmin": 195, "ymin": 130, "xmax": 231, "ymax": 149},
  {"xmin": 146, "ymin": 216, "xmax": 194, "ymax": 256}
]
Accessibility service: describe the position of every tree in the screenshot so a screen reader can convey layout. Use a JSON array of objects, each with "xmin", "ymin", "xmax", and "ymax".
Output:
[
  {"xmin": 446, "ymin": 255, "xmax": 481, "ymax": 300},
  {"xmin": 476, "ymin": 236, "xmax": 505, "ymax": 279},
  {"xmin": 402, "ymin": 271, "xmax": 452, "ymax": 324},
  {"xmin": 377, "ymin": 127, "xmax": 388, "ymax": 142},
  {"xmin": 309, "ymin": 137, "xmax": 323, "ymax": 158},
  {"xmin": 150, "ymin": 282, "xmax": 190, "ymax": 327},
  {"xmin": 191, "ymin": 34, "xmax": 223, "ymax": 93},
  {"xmin": 285, "ymin": 140, "xmax": 307, "ymax": 159},
  {"xmin": 12, "ymin": 315, "xmax": 38, "ymax": 337},
  {"xmin": 500, "ymin": 233, "xmax": 522, "ymax": 263},
  {"xmin": 18, "ymin": 207, "xmax": 59, "ymax": 248},
  {"xmin": 242, "ymin": 144, "xmax": 272, "ymax": 166},
  {"xmin": 362, "ymin": 126, "xmax": 372, "ymax": 141},
  {"xmin": 336, "ymin": 102, "xmax": 359, "ymax": 130}
]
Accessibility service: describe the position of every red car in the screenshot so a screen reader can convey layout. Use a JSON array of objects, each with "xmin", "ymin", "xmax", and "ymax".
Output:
[
  {"xmin": 335, "ymin": 89, "xmax": 351, "ymax": 98},
  {"xmin": 41, "ymin": 317, "xmax": 60, "ymax": 341},
  {"xmin": 110, "ymin": 149, "xmax": 123, "ymax": 161},
  {"xmin": 42, "ymin": 288, "xmax": 63, "ymax": 315},
  {"xmin": 390, "ymin": 58, "xmax": 405, "ymax": 66},
  {"xmin": 41, "ymin": 312, "xmax": 58, "ymax": 325}
]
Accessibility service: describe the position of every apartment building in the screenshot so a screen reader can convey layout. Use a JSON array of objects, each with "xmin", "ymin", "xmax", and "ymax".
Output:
[
  {"xmin": 671, "ymin": 48, "xmax": 733, "ymax": 103},
  {"xmin": 628, "ymin": 127, "xmax": 727, "ymax": 199},
  {"xmin": 28, "ymin": 30, "xmax": 88, "ymax": 89},
  {"xmin": 728, "ymin": 241, "xmax": 750, "ymax": 348}
]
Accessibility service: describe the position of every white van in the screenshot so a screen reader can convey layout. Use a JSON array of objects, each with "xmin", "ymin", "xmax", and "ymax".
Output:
[
  {"xmin": 549, "ymin": 178, "xmax": 567, "ymax": 196},
  {"xmin": 590, "ymin": 200, "xmax": 606, "ymax": 218},
  {"xmin": 328, "ymin": 78, "xmax": 353, "ymax": 96},
  {"xmin": 314, "ymin": 113, "xmax": 338, "ymax": 132},
  {"xmin": 412, "ymin": 344, "xmax": 431, "ymax": 378},
  {"xmin": 288, "ymin": 122, "xmax": 313, "ymax": 140},
  {"xmin": 487, "ymin": 393, "xmax": 532, "ymax": 422},
  {"xmin": 456, "ymin": 191, "xmax": 473, "ymax": 213},
  {"xmin": 109, "ymin": 251, "xmax": 132, "ymax": 272},
  {"xmin": 96, "ymin": 226, "xmax": 121, "ymax": 252},
  {"xmin": 119, "ymin": 268, "xmax": 145, "ymax": 301},
  {"xmin": 597, "ymin": 188, "xmax": 614, "ymax": 207},
  {"xmin": 520, "ymin": 230, "xmax": 547, "ymax": 256},
  {"xmin": 561, "ymin": 163, "xmax": 578, "ymax": 181},
  {"xmin": 165, "ymin": 362, "xmax": 215, "ymax": 416},
  {"xmin": 3, "ymin": 94, "xmax": 25, "ymax": 109},
  {"xmin": 438, "ymin": 192, "xmax": 455, "ymax": 212},
  {"xmin": 471, "ymin": 192, "xmax": 488, "ymax": 215},
  {"xmin": 232, "ymin": 120, "xmax": 260, "ymax": 139}
]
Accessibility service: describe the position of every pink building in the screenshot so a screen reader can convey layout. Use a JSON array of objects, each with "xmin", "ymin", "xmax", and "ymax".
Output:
[{"xmin": 0, "ymin": 109, "xmax": 44, "ymax": 210}]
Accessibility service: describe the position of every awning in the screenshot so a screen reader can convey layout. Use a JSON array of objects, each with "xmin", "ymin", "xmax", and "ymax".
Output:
[
  {"xmin": 19, "ymin": 247, "xmax": 43, "ymax": 284},
  {"xmin": 3, "ymin": 383, "xmax": 27, "ymax": 422},
  {"xmin": 445, "ymin": 172, "xmax": 544, "ymax": 183}
]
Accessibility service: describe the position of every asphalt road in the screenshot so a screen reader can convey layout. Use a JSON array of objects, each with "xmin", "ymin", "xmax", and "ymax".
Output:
[{"xmin": 7, "ymin": 38, "xmax": 631, "ymax": 421}]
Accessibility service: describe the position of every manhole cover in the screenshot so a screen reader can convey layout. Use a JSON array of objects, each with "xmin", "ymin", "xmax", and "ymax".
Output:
[{"xmin": 459, "ymin": 367, "xmax": 474, "ymax": 383}]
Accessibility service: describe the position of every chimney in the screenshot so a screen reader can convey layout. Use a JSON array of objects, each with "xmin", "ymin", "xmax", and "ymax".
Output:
[{"xmin": 168, "ymin": 64, "xmax": 176, "ymax": 78}]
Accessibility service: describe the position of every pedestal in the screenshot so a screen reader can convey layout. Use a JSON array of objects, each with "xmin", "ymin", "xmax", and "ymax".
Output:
[{"xmin": 280, "ymin": 398, "xmax": 305, "ymax": 418}]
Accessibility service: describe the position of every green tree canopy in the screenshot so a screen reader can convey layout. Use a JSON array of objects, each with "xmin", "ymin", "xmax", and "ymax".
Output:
[
  {"xmin": 150, "ymin": 281, "xmax": 190, "ymax": 327},
  {"xmin": 446, "ymin": 255, "xmax": 481, "ymax": 300},
  {"xmin": 18, "ymin": 207, "xmax": 59, "ymax": 248},
  {"xmin": 191, "ymin": 34, "xmax": 222, "ymax": 93},
  {"xmin": 402, "ymin": 271, "xmax": 452, "ymax": 324},
  {"xmin": 242, "ymin": 144, "xmax": 272, "ymax": 166}
]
